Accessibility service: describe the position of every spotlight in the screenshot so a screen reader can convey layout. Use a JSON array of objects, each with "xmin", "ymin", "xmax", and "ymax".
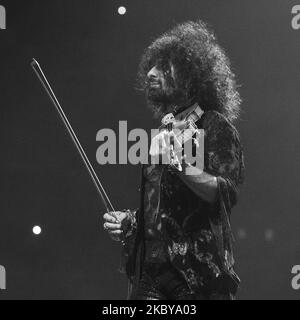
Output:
[
  {"xmin": 237, "ymin": 228, "xmax": 247, "ymax": 240},
  {"xmin": 33, "ymin": 226, "xmax": 42, "ymax": 235},
  {"xmin": 118, "ymin": 6, "xmax": 127, "ymax": 15},
  {"xmin": 264, "ymin": 228, "xmax": 274, "ymax": 242}
]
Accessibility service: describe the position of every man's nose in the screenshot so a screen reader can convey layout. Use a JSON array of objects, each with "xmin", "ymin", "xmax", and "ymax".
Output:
[{"xmin": 147, "ymin": 66, "xmax": 159, "ymax": 80}]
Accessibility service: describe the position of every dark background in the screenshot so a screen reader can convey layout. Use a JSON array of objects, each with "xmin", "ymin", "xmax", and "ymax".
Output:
[{"xmin": 0, "ymin": 0, "xmax": 299, "ymax": 300}]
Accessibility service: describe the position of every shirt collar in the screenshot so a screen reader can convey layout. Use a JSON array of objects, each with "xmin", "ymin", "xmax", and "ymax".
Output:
[{"xmin": 174, "ymin": 102, "xmax": 204, "ymax": 121}]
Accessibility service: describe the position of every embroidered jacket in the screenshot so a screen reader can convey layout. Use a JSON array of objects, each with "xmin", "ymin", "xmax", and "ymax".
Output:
[{"xmin": 119, "ymin": 110, "xmax": 245, "ymax": 299}]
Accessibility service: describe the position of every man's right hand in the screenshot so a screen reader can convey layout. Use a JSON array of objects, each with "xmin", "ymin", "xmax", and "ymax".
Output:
[{"xmin": 103, "ymin": 211, "xmax": 130, "ymax": 242}]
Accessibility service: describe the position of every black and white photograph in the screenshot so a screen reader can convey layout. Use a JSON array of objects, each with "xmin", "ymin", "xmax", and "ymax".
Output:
[{"xmin": 0, "ymin": 0, "xmax": 300, "ymax": 304}]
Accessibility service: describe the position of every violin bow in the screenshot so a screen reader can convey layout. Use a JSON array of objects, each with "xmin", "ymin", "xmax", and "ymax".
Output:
[{"xmin": 30, "ymin": 58, "xmax": 115, "ymax": 213}]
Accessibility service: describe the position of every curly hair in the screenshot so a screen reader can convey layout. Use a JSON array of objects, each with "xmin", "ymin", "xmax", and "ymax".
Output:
[{"xmin": 137, "ymin": 20, "xmax": 241, "ymax": 122}]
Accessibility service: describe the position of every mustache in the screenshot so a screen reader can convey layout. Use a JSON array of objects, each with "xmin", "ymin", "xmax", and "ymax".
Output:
[{"xmin": 146, "ymin": 79, "xmax": 161, "ymax": 87}]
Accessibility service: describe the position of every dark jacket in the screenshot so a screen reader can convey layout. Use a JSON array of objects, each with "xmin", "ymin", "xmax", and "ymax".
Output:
[{"xmin": 119, "ymin": 110, "xmax": 245, "ymax": 299}]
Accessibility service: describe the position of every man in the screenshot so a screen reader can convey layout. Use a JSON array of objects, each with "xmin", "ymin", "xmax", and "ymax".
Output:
[{"xmin": 103, "ymin": 20, "xmax": 245, "ymax": 300}]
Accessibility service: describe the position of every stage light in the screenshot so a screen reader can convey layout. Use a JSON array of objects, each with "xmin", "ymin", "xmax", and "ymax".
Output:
[
  {"xmin": 118, "ymin": 6, "xmax": 127, "ymax": 15},
  {"xmin": 264, "ymin": 228, "xmax": 274, "ymax": 242},
  {"xmin": 237, "ymin": 228, "xmax": 247, "ymax": 240},
  {"xmin": 33, "ymin": 226, "xmax": 42, "ymax": 235}
]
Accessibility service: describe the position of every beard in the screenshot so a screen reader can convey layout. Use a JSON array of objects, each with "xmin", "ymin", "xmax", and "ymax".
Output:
[
  {"xmin": 146, "ymin": 83, "xmax": 184, "ymax": 117},
  {"xmin": 146, "ymin": 86, "xmax": 174, "ymax": 104}
]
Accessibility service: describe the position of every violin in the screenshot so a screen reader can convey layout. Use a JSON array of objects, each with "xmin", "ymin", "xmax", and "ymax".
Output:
[{"xmin": 150, "ymin": 104, "xmax": 204, "ymax": 171}]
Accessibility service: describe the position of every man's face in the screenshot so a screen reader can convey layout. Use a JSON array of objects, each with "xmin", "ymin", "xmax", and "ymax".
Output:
[{"xmin": 146, "ymin": 62, "xmax": 177, "ymax": 107}]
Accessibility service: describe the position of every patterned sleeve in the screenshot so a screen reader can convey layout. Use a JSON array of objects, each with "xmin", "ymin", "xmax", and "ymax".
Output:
[
  {"xmin": 203, "ymin": 111, "xmax": 245, "ymax": 213},
  {"xmin": 122, "ymin": 209, "xmax": 138, "ymax": 239},
  {"xmin": 118, "ymin": 209, "xmax": 138, "ymax": 275}
]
